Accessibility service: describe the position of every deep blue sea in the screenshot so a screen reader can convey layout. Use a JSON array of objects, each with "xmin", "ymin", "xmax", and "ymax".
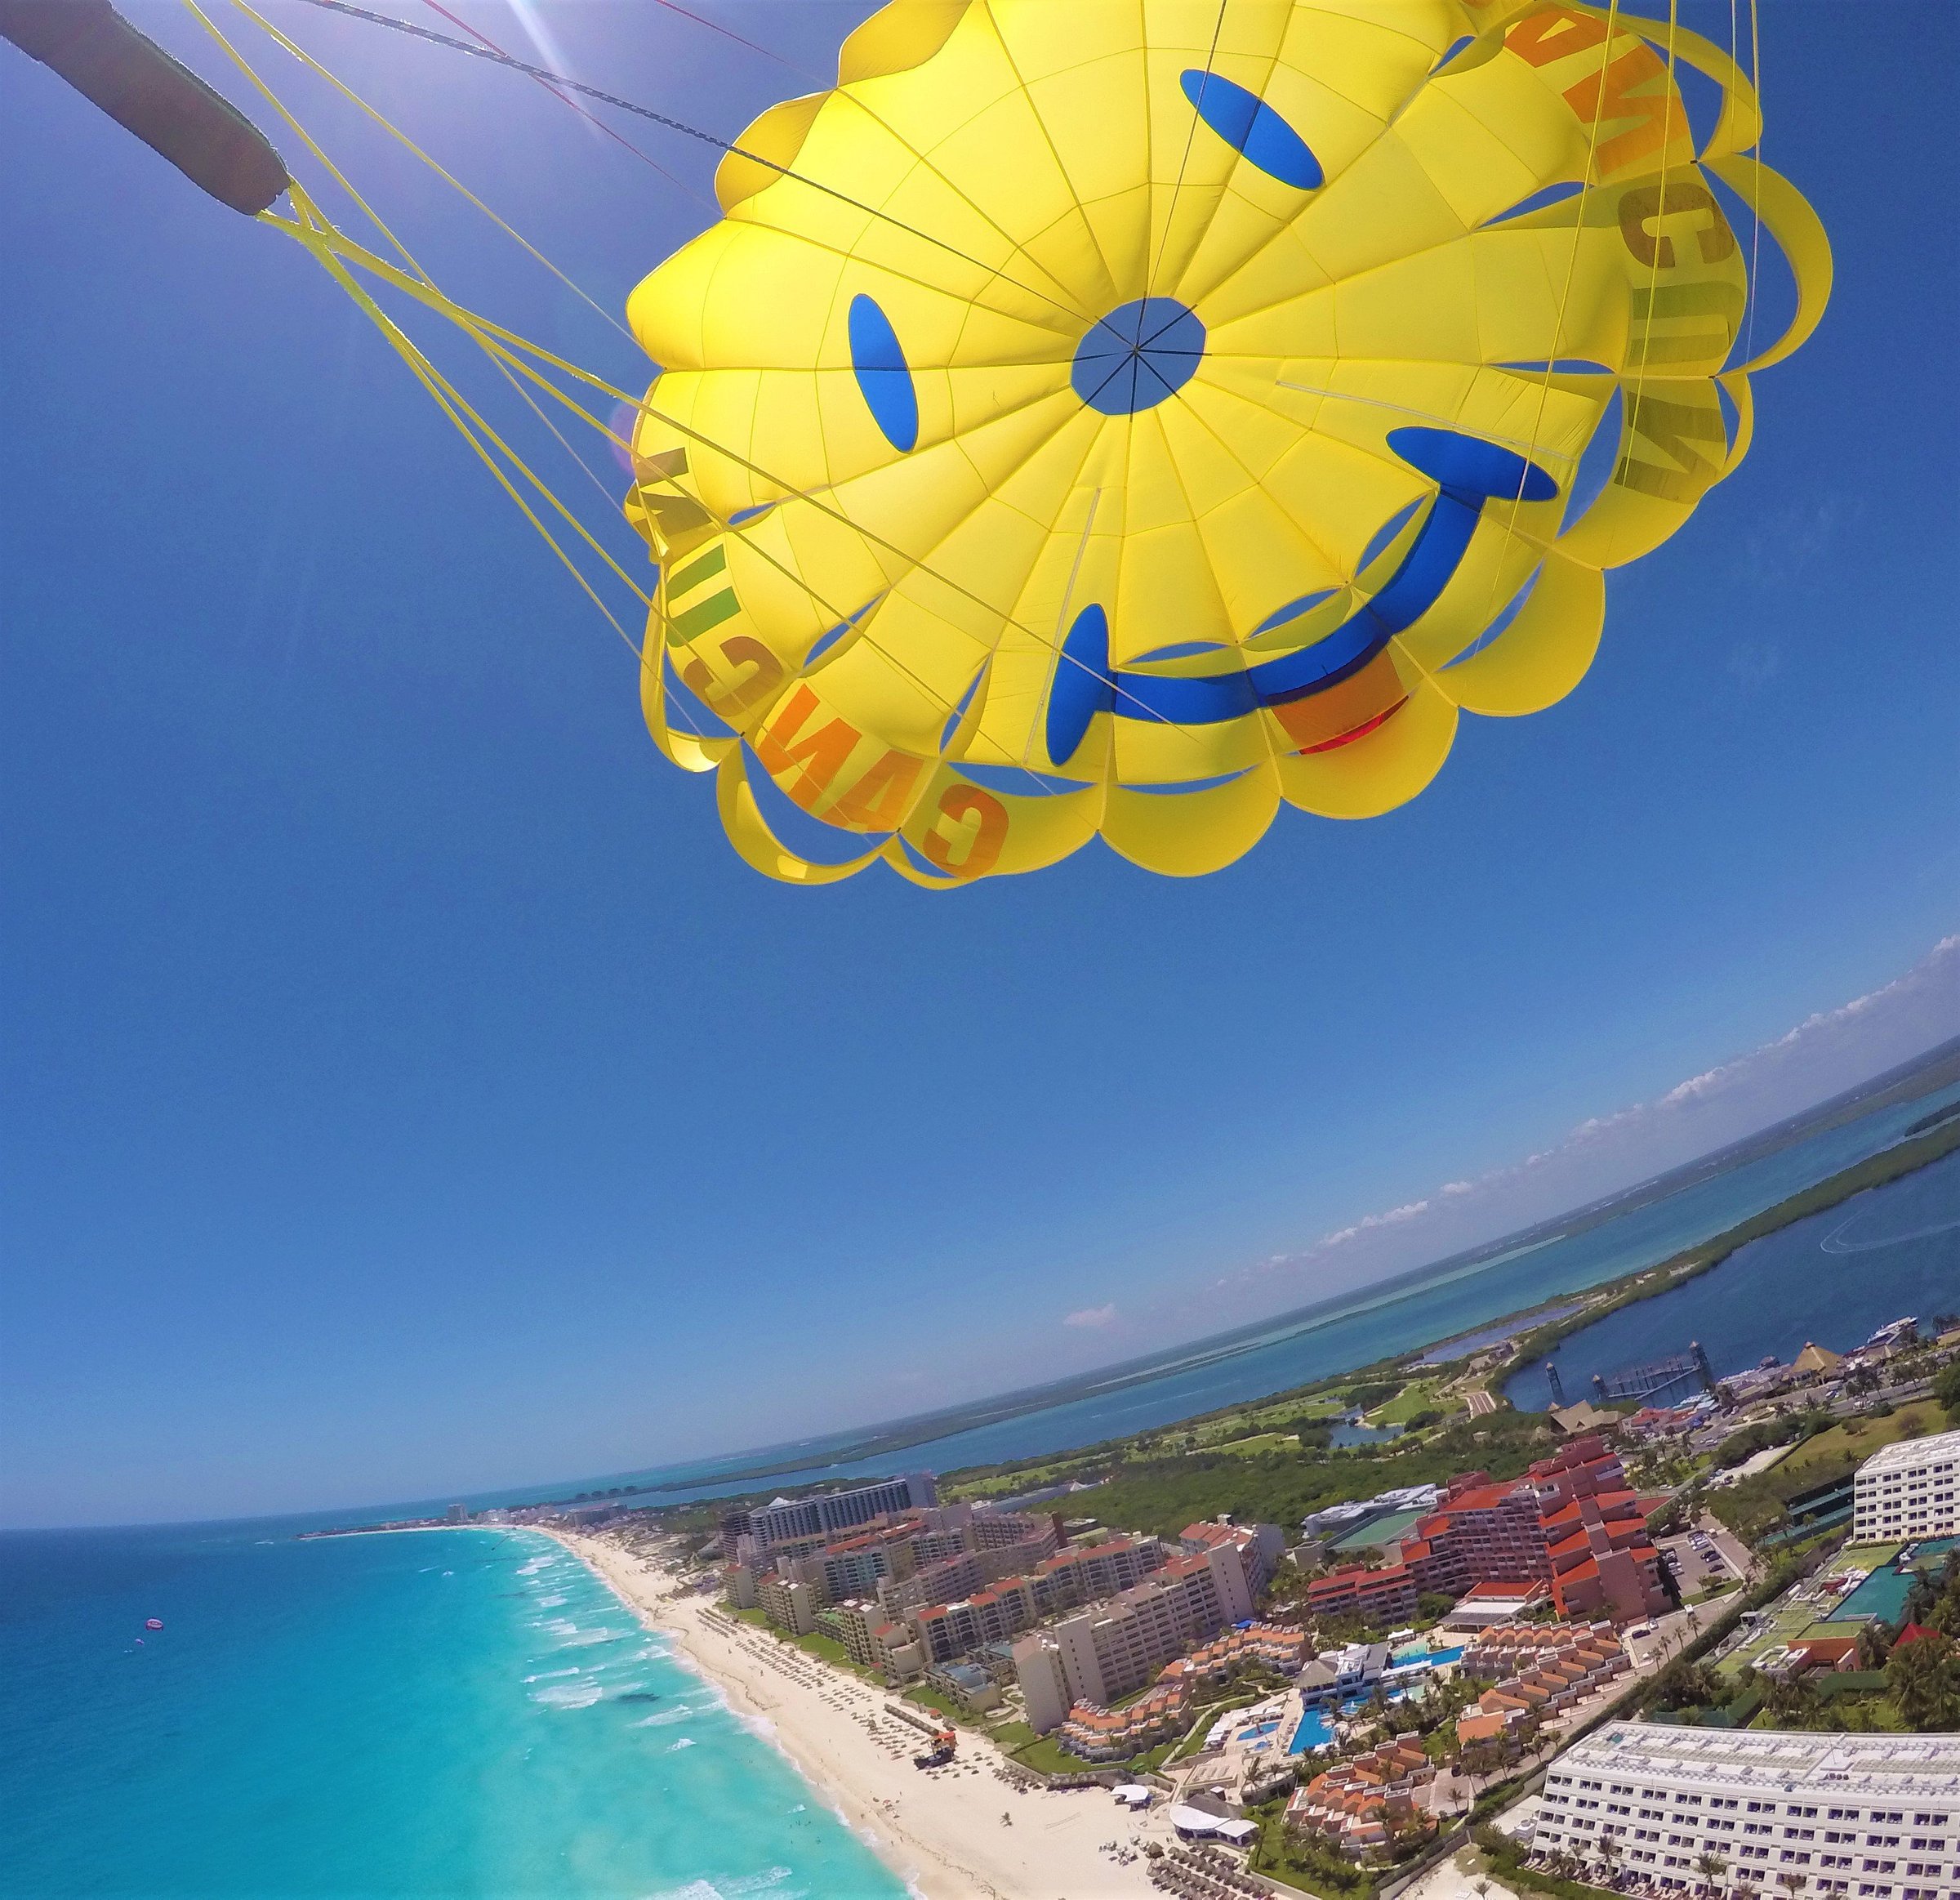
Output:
[{"xmin": 0, "ymin": 1523, "xmax": 908, "ymax": 1900}]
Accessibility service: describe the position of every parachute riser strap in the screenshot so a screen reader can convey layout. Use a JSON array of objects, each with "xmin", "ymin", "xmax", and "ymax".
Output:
[
  {"xmin": 268, "ymin": 189, "xmax": 654, "ymax": 611},
  {"xmin": 274, "ymin": 192, "xmax": 648, "ymax": 660}
]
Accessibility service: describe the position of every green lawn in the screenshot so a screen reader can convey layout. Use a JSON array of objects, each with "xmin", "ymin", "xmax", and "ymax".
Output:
[
  {"xmin": 1009, "ymin": 1730, "xmax": 1177, "ymax": 1777},
  {"xmin": 1370, "ymin": 1379, "xmax": 1452, "ymax": 1425},
  {"xmin": 987, "ymin": 1719, "xmax": 1038, "ymax": 1751},
  {"xmin": 1199, "ymin": 1432, "xmax": 1301, "ymax": 1458},
  {"xmin": 1190, "ymin": 1396, "xmax": 1343, "ymax": 1447},
  {"xmin": 1011, "ymin": 1733, "xmax": 1090, "ymax": 1776},
  {"xmin": 795, "ymin": 1630, "xmax": 873, "ymax": 1676},
  {"xmin": 1777, "ymin": 1408, "xmax": 1939, "ymax": 1489}
]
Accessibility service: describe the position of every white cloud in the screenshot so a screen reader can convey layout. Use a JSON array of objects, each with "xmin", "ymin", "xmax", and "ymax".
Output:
[
  {"xmin": 1321, "ymin": 1199, "xmax": 1431, "ymax": 1248},
  {"xmin": 1236, "ymin": 934, "xmax": 1958, "ymax": 1304},
  {"xmin": 1064, "ymin": 1304, "xmax": 1117, "ymax": 1329}
]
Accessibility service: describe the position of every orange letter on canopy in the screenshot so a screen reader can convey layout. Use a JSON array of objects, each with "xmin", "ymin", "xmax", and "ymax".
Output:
[
  {"xmin": 751, "ymin": 684, "xmax": 862, "ymax": 811},
  {"xmin": 921, "ymin": 784, "xmax": 1008, "ymax": 880}
]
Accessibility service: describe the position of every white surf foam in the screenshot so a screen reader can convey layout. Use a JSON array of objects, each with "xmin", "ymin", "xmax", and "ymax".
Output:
[{"xmin": 531, "ymin": 1681, "xmax": 604, "ymax": 1710}]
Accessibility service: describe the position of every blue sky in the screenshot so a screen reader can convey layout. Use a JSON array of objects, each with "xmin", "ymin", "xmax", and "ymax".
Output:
[{"xmin": 2, "ymin": 2, "xmax": 1954, "ymax": 1529}]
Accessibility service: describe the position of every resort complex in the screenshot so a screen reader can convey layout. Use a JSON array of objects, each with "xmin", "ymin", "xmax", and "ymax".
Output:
[
  {"xmin": 538, "ymin": 1301, "xmax": 1960, "ymax": 1896},
  {"xmin": 718, "ymin": 1438, "xmax": 1663, "ymax": 1779},
  {"xmin": 1310, "ymin": 1436, "xmax": 1671, "ymax": 1630}
]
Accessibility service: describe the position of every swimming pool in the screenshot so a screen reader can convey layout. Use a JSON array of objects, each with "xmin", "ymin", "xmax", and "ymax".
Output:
[
  {"xmin": 1289, "ymin": 1707, "xmax": 1335, "ymax": 1755},
  {"xmin": 1828, "ymin": 1539, "xmax": 1956, "ymax": 1626},
  {"xmin": 1288, "ymin": 1691, "xmax": 1410, "ymax": 1755},
  {"xmin": 1236, "ymin": 1719, "xmax": 1283, "ymax": 1742}
]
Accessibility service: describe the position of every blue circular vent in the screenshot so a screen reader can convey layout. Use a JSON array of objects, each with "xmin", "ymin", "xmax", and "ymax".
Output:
[{"xmin": 1071, "ymin": 298, "xmax": 1206, "ymax": 415}]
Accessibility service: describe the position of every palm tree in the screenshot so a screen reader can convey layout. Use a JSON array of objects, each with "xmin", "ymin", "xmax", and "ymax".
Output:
[
  {"xmin": 1886, "ymin": 1630, "xmax": 1960, "ymax": 1730},
  {"xmin": 1599, "ymin": 1835, "xmax": 1625, "ymax": 1887},
  {"xmin": 1775, "ymin": 1872, "xmax": 1806, "ymax": 1900},
  {"xmin": 1696, "ymin": 1849, "xmax": 1729, "ymax": 1894}
]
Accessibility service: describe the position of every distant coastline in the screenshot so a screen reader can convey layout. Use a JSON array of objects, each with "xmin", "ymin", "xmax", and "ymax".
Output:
[
  {"xmin": 290, "ymin": 1064, "xmax": 1960, "ymax": 1544},
  {"xmin": 301, "ymin": 1096, "xmax": 1960, "ymax": 1548},
  {"xmin": 568, "ymin": 1036, "xmax": 1960, "ymax": 1501}
]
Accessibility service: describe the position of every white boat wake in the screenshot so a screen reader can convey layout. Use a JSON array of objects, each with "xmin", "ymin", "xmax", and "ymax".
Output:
[{"xmin": 1820, "ymin": 1211, "xmax": 1960, "ymax": 1254}]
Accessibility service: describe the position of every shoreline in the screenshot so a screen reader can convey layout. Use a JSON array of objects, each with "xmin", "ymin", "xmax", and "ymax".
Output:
[
  {"xmin": 627, "ymin": 1110, "xmax": 1960, "ymax": 1519},
  {"xmin": 523, "ymin": 1525, "xmax": 1160, "ymax": 1900}
]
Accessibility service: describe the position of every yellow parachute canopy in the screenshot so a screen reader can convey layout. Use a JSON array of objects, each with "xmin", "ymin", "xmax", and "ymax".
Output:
[{"xmin": 623, "ymin": 0, "xmax": 1828, "ymax": 885}]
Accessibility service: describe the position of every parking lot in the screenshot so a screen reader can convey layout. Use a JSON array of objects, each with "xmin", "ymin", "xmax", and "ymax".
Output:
[{"xmin": 1658, "ymin": 1526, "xmax": 1736, "ymax": 1601}]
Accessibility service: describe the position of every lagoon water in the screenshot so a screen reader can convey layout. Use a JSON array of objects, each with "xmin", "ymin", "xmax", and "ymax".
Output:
[
  {"xmin": 1507, "ymin": 1142, "xmax": 1960, "ymax": 1409},
  {"xmin": 0, "ymin": 1522, "xmax": 907, "ymax": 1899},
  {"xmin": 550, "ymin": 1080, "xmax": 1960, "ymax": 1506}
]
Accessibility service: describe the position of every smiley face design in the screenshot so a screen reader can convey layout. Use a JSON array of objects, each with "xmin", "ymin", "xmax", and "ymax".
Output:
[{"xmin": 625, "ymin": 0, "xmax": 1828, "ymax": 885}]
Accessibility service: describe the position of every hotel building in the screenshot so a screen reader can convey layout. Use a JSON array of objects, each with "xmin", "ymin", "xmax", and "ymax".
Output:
[
  {"xmin": 1307, "ymin": 1560, "xmax": 1420, "ymax": 1626},
  {"xmin": 905, "ymin": 1534, "xmax": 1169, "ymax": 1665},
  {"xmin": 1400, "ymin": 1436, "xmax": 1668, "ymax": 1623},
  {"xmin": 1533, "ymin": 1724, "xmax": 1960, "ymax": 1900},
  {"xmin": 1013, "ymin": 1541, "xmax": 1256, "ymax": 1728},
  {"xmin": 742, "ymin": 1473, "xmax": 939, "ymax": 1550},
  {"xmin": 1852, "ymin": 1429, "xmax": 1960, "ymax": 1544},
  {"xmin": 1287, "ymin": 1740, "xmax": 1437, "ymax": 1863}
]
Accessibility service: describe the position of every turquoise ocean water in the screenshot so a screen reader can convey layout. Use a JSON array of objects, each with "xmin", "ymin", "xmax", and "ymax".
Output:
[{"xmin": 0, "ymin": 1523, "xmax": 909, "ymax": 1900}]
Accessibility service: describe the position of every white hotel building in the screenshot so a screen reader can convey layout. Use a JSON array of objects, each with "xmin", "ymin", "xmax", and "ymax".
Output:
[
  {"xmin": 1851, "ymin": 1429, "xmax": 1960, "ymax": 1545},
  {"xmin": 1533, "ymin": 1724, "xmax": 1960, "ymax": 1900}
]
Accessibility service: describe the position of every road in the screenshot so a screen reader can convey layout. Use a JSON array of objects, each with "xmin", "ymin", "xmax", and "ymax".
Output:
[{"xmin": 1620, "ymin": 1587, "xmax": 1740, "ymax": 1671}]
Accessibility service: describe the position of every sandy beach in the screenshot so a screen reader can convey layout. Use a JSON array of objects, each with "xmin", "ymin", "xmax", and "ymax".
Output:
[{"xmin": 544, "ymin": 1528, "xmax": 1164, "ymax": 1899}]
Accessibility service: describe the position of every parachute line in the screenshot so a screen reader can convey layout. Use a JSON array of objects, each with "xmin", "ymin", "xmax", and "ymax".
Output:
[
  {"xmin": 283, "ymin": 0, "xmax": 1098, "ymax": 330},
  {"xmin": 414, "ymin": 0, "xmax": 707, "ymax": 208},
  {"xmin": 1146, "ymin": 0, "xmax": 1229, "ymax": 300},
  {"xmin": 194, "ymin": 0, "xmax": 1200, "ymax": 792}
]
